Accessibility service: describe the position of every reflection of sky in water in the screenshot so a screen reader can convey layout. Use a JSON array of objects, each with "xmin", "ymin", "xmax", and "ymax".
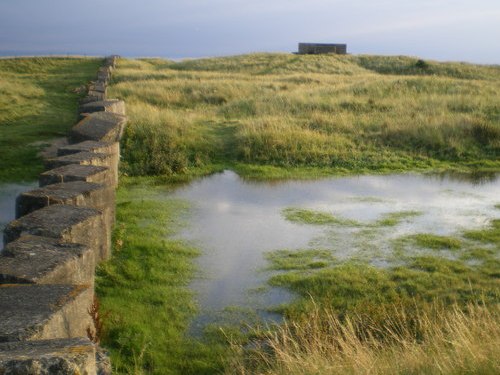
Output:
[
  {"xmin": 172, "ymin": 171, "xmax": 500, "ymax": 330},
  {"xmin": 0, "ymin": 183, "xmax": 37, "ymax": 251}
]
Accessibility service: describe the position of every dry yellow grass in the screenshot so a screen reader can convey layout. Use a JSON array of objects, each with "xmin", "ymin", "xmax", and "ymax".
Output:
[{"xmin": 229, "ymin": 302, "xmax": 500, "ymax": 375}]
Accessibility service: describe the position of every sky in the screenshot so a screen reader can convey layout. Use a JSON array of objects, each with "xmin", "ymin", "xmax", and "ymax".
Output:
[{"xmin": 0, "ymin": 0, "xmax": 499, "ymax": 64}]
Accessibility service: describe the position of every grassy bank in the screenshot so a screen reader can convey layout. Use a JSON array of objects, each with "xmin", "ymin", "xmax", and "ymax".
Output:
[
  {"xmin": 109, "ymin": 53, "xmax": 499, "ymax": 179},
  {"xmin": 0, "ymin": 57, "xmax": 101, "ymax": 182}
]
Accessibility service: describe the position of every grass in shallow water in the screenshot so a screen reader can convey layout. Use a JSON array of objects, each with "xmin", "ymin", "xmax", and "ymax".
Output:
[
  {"xmin": 96, "ymin": 183, "xmax": 235, "ymax": 374},
  {"xmin": 282, "ymin": 207, "xmax": 360, "ymax": 226}
]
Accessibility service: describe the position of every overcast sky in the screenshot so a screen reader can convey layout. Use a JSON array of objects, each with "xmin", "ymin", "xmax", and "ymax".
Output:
[{"xmin": 1, "ymin": 0, "xmax": 499, "ymax": 63}]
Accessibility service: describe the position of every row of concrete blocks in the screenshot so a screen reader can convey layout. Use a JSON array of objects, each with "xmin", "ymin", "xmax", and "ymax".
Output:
[{"xmin": 0, "ymin": 56, "xmax": 126, "ymax": 374}]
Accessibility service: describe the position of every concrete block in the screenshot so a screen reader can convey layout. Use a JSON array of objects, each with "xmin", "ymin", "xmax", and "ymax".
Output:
[
  {"xmin": 57, "ymin": 141, "xmax": 119, "ymax": 185},
  {"xmin": 0, "ymin": 284, "xmax": 93, "ymax": 342},
  {"xmin": 39, "ymin": 164, "xmax": 111, "ymax": 187},
  {"xmin": 45, "ymin": 151, "xmax": 112, "ymax": 170},
  {"xmin": 87, "ymin": 91, "xmax": 106, "ymax": 101},
  {"xmin": 80, "ymin": 94, "xmax": 105, "ymax": 105},
  {"xmin": 88, "ymin": 82, "xmax": 106, "ymax": 94},
  {"xmin": 69, "ymin": 112, "xmax": 127, "ymax": 144},
  {"xmin": 16, "ymin": 181, "xmax": 114, "ymax": 218},
  {"xmin": 79, "ymin": 99, "xmax": 126, "ymax": 117},
  {"xmin": 4, "ymin": 204, "xmax": 109, "ymax": 261},
  {"xmin": 104, "ymin": 56, "xmax": 117, "ymax": 69},
  {"xmin": 0, "ymin": 338, "xmax": 96, "ymax": 375},
  {"xmin": 0, "ymin": 235, "xmax": 94, "ymax": 285},
  {"xmin": 97, "ymin": 67, "xmax": 112, "ymax": 82},
  {"xmin": 15, "ymin": 181, "xmax": 115, "ymax": 251},
  {"xmin": 57, "ymin": 140, "xmax": 119, "ymax": 158}
]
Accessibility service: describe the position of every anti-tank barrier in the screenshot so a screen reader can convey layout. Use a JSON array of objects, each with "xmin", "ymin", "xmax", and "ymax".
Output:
[{"xmin": 0, "ymin": 55, "xmax": 124, "ymax": 374}]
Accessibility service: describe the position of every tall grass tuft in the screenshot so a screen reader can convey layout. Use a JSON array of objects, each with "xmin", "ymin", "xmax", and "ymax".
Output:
[{"xmin": 229, "ymin": 301, "xmax": 500, "ymax": 375}]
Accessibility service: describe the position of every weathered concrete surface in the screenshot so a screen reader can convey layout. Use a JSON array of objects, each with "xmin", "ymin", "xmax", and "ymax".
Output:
[
  {"xmin": 57, "ymin": 141, "xmax": 119, "ymax": 185},
  {"xmin": 0, "ymin": 235, "xmax": 94, "ymax": 285},
  {"xmin": 104, "ymin": 56, "xmax": 117, "ymax": 69},
  {"xmin": 16, "ymin": 181, "xmax": 114, "ymax": 218},
  {"xmin": 0, "ymin": 284, "xmax": 93, "ymax": 342},
  {"xmin": 69, "ymin": 112, "xmax": 127, "ymax": 144},
  {"xmin": 58, "ymin": 140, "xmax": 119, "ymax": 158},
  {"xmin": 45, "ymin": 151, "xmax": 112, "ymax": 170},
  {"xmin": 81, "ymin": 92, "xmax": 105, "ymax": 104},
  {"xmin": 0, "ymin": 338, "xmax": 96, "ymax": 375},
  {"xmin": 79, "ymin": 99, "xmax": 126, "ymax": 117},
  {"xmin": 89, "ymin": 82, "xmax": 106, "ymax": 94},
  {"xmin": 97, "ymin": 67, "xmax": 112, "ymax": 82},
  {"xmin": 39, "ymin": 164, "xmax": 111, "ymax": 187},
  {"xmin": 15, "ymin": 182, "xmax": 115, "ymax": 252},
  {"xmin": 3, "ymin": 204, "xmax": 109, "ymax": 262},
  {"xmin": 298, "ymin": 43, "xmax": 347, "ymax": 54}
]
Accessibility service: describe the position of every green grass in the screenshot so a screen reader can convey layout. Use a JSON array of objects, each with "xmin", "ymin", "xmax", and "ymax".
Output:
[
  {"xmin": 265, "ymin": 249, "xmax": 336, "ymax": 271},
  {"xmin": 408, "ymin": 233, "xmax": 463, "ymax": 250},
  {"xmin": 267, "ymin": 228, "xmax": 499, "ymax": 320},
  {"xmin": 373, "ymin": 210, "xmax": 422, "ymax": 227},
  {"xmin": 109, "ymin": 53, "xmax": 500, "ymax": 179},
  {"xmin": 96, "ymin": 181, "xmax": 234, "ymax": 374},
  {"xmin": 0, "ymin": 57, "xmax": 101, "ymax": 182},
  {"xmin": 464, "ymin": 219, "xmax": 500, "ymax": 245},
  {"xmin": 282, "ymin": 207, "xmax": 360, "ymax": 226}
]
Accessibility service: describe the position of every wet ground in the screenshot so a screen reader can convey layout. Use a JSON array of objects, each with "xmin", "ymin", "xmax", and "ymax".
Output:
[{"xmin": 171, "ymin": 170, "xmax": 500, "ymax": 331}]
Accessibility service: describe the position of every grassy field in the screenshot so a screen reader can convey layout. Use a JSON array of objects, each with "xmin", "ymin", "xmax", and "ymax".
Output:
[
  {"xmin": 0, "ymin": 57, "xmax": 101, "ymax": 182},
  {"xmin": 99, "ymin": 54, "xmax": 500, "ymax": 374},
  {"xmin": 109, "ymin": 53, "xmax": 499, "ymax": 178},
  {"xmin": 1, "ymin": 55, "xmax": 497, "ymax": 374}
]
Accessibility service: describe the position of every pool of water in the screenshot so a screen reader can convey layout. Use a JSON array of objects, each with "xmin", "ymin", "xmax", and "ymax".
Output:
[
  {"xmin": 171, "ymin": 171, "xmax": 500, "ymax": 331},
  {"xmin": 0, "ymin": 183, "xmax": 37, "ymax": 251}
]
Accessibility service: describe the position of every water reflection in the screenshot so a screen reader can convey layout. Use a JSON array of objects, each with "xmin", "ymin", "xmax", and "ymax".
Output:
[
  {"xmin": 172, "ymin": 171, "xmax": 500, "ymax": 332},
  {"xmin": 426, "ymin": 170, "xmax": 499, "ymax": 186},
  {"xmin": 0, "ymin": 183, "xmax": 37, "ymax": 251}
]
